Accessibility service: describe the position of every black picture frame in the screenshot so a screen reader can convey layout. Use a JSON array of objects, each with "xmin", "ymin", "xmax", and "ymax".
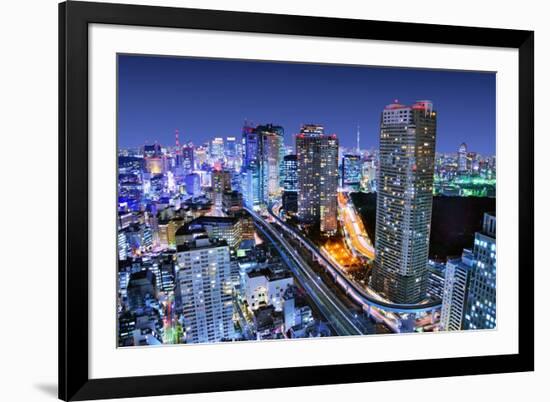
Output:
[{"xmin": 59, "ymin": 1, "xmax": 534, "ymax": 400}]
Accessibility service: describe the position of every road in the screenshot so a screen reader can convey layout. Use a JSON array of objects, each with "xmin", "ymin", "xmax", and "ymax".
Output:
[
  {"xmin": 245, "ymin": 207, "xmax": 367, "ymax": 337},
  {"xmin": 337, "ymin": 191, "xmax": 375, "ymax": 260},
  {"xmin": 267, "ymin": 202, "xmax": 442, "ymax": 319}
]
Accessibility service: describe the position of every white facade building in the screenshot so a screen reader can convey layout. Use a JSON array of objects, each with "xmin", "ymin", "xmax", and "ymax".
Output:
[
  {"xmin": 176, "ymin": 237, "xmax": 234, "ymax": 344},
  {"xmin": 245, "ymin": 268, "xmax": 294, "ymax": 312},
  {"xmin": 440, "ymin": 250, "xmax": 474, "ymax": 331}
]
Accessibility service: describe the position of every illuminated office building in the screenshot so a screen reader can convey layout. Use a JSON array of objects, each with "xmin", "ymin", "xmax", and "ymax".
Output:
[
  {"xmin": 296, "ymin": 124, "xmax": 339, "ymax": 235},
  {"xmin": 118, "ymin": 156, "xmax": 143, "ymax": 210},
  {"xmin": 212, "ymin": 170, "xmax": 231, "ymax": 193},
  {"xmin": 370, "ymin": 101, "xmax": 437, "ymax": 304},
  {"xmin": 282, "ymin": 154, "xmax": 298, "ymax": 191},
  {"xmin": 463, "ymin": 213, "xmax": 496, "ymax": 330},
  {"xmin": 212, "ymin": 170, "xmax": 232, "ymax": 207},
  {"xmin": 282, "ymin": 154, "xmax": 298, "ymax": 214},
  {"xmin": 176, "ymin": 237, "xmax": 234, "ymax": 344},
  {"xmin": 177, "ymin": 216, "xmax": 243, "ymax": 250},
  {"xmin": 194, "ymin": 146, "xmax": 208, "ymax": 170},
  {"xmin": 458, "ymin": 142, "xmax": 468, "ymax": 173},
  {"xmin": 342, "ymin": 154, "xmax": 362, "ymax": 188},
  {"xmin": 241, "ymin": 124, "xmax": 284, "ymax": 206},
  {"xmin": 180, "ymin": 143, "xmax": 194, "ymax": 174},
  {"xmin": 241, "ymin": 166, "xmax": 260, "ymax": 208},
  {"xmin": 184, "ymin": 173, "xmax": 201, "ymax": 196},
  {"xmin": 259, "ymin": 125, "xmax": 284, "ymax": 196},
  {"xmin": 225, "ymin": 136, "xmax": 237, "ymax": 157},
  {"xmin": 210, "ymin": 137, "xmax": 224, "ymax": 163},
  {"xmin": 440, "ymin": 250, "xmax": 474, "ymax": 331}
]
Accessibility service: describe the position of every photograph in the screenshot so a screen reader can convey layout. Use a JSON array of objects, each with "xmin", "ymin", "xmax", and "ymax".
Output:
[
  {"xmin": 0, "ymin": 0, "xmax": 541, "ymax": 401},
  {"xmin": 116, "ymin": 54, "xmax": 497, "ymax": 347}
]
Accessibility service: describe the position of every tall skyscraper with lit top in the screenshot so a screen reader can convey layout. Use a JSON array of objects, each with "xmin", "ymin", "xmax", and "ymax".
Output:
[
  {"xmin": 296, "ymin": 124, "xmax": 339, "ymax": 235},
  {"xmin": 371, "ymin": 101, "xmax": 437, "ymax": 304}
]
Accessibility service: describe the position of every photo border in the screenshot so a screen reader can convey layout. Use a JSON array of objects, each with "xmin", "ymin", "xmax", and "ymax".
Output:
[{"xmin": 59, "ymin": 1, "xmax": 534, "ymax": 400}]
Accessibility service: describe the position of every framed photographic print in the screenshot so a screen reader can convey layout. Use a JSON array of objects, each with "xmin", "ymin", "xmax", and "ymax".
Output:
[{"xmin": 59, "ymin": 1, "xmax": 534, "ymax": 400}]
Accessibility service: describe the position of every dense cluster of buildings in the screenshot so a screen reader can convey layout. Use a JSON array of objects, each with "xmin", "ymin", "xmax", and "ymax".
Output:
[
  {"xmin": 434, "ymin": 142, "xmax": 496, "ymax": 197},
  {"xmin": 117, "ymin": 99, "xmax": 497, "ymax": 346},
  {"xmin": 440, "ymin": 213, "xmax": 497, "ymax": 331}
]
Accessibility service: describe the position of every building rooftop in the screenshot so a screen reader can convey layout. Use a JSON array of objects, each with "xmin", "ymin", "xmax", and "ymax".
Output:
[
  {"xmin": 176, "ymin": 215, "xmax": 240, "ymax": 236},
  {"xmin": 176, "ymin": 237, "xmax": 228, "ymax": 252},
  {"xmin": 247, "ymin": 265, "xmax": 291, "ymax": 282}
]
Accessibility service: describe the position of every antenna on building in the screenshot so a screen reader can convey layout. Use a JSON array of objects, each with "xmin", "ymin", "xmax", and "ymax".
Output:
[{"xmin": 356, "ymin": 124, "xmax": 361, "ymax": 155}]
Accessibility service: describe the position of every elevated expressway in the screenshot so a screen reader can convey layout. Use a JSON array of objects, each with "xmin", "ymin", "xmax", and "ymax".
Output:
[
  {"xmin": 244, "ymin": 207, "xmax": 368, "ymax": 337},
  {"xmin": 267, "ymin": 202, "xmax": 442, "ymax": 333},
  {"xmin": 337, "ymin": 191, "xmax": 375, "ymax": 260}
]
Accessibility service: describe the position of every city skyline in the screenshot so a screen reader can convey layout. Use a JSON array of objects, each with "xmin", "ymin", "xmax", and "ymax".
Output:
[
  {"xmin": 118, "ymin": 55, "xmax": 496, "ymax": 154},
  {"xmin": 117, "ymin": 56, "xmax": 496, "ymax": 347}
]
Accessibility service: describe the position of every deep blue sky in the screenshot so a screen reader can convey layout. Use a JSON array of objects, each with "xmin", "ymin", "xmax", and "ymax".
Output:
[{"xmin": 118, "ymin": 54, "xmax": 496, "ymax": 154}]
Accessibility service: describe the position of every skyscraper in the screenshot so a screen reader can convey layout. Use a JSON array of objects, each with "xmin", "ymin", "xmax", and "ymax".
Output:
[
  {"xmin": 260, "ymin": 125, "xmax": 285, "ymax": 196},
  {"xmin": 212, "ymin": 170, "xmax": 231, "ymax": 207},
  {"xmin": 463, "ymin": 213, "xmax": 496, "ymax": 330},
  {"xmin": 225, "ymin": 136, "xmax": 237, "ymax": 158},
  {"xmin": 296, "ymin": 124, "xmax": 339, "ymax": 235},
  {"xmin": 440, "ymin": 250, "xmax": 474, "ymax": 331},
  {"xmin": 118, "ymin": 156, "xmax": 143, "ymax": 210},
  {"xmin": 180, "ymin": 143, "xmax": 194, "ymax": 174},
  {"xmin": 241, "ymin": 166, "xmax": 261, "ymax": 208},
  {"xmin": 176, "ymin": 237, "xmax": 234, "ymax": 344},
  {"xmin": 282, "ymin": 154, "xmax": 298, "ymax": 191},
  {"xmin": 458, "ymin": 142, "xmax": 468, "ymax": 173},
  {"xmin": 282, "ymin": 154, "xmax": 298, "ymax": 214},
  {"xmin": 210, "ymin": 137, "xmax": 224, "ymax": 163},
  {"xmin": 370, "ymin": 101, "xmax": 437, "ymax": 304},
  {"xmin": 241, "ymin": 124, "xmax": 284, "ymax": 207},
  {"xmin": 342, "ymin": 154, "xmax": 362, "ymax": 188},
  {"xmin": 242, "ymin": 124, "xmax": 258, "ymax": 169}
]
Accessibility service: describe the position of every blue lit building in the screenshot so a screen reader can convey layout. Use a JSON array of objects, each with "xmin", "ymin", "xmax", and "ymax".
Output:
[
  {"xmin": 118, "ymin": 155, "xmax": 144, "ymax": 210},
  {"xmin": 440, "ymin": 213, "xmax": 496, "ymax": 331},
  {"xmin": 282, "ymin": 154, "xmax": 298, "ymax": 213},
  {"xmin": 241, "ymin": 123, "xmax": 284, "ymax": 207},
  {"xmin": 282, "ymin": 154, "xmax": 298, "ymax": 191},
  {"xmin": 210, "ymin": 137, "xmax": 224, "ymax": 163},
  {"xmin": 184, "ymin": 173, "xmax": 201, "ymax": 196},
  {"xmin": 241, "ymin": 166, "xmax": 261, "ymax": 208},
  {"xmin": 225, "ymin": 136, "xmax": 237, "ymax": 157},
  {"xmin": 463, "ymin": 213, "xmax": 496, "ymax": 330},
  {"xmin": 341, "ymin": 154, "xmax": 361, "ymax": 188},
  {"xmin": 180, "ymin": 143, "xmax": 194, "ymax": 174}
]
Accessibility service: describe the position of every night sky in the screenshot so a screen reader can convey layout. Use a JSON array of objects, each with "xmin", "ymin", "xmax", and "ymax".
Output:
[{"xmin": 118, "ymin": 54, "xmax": 496, "ymax": 154}]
